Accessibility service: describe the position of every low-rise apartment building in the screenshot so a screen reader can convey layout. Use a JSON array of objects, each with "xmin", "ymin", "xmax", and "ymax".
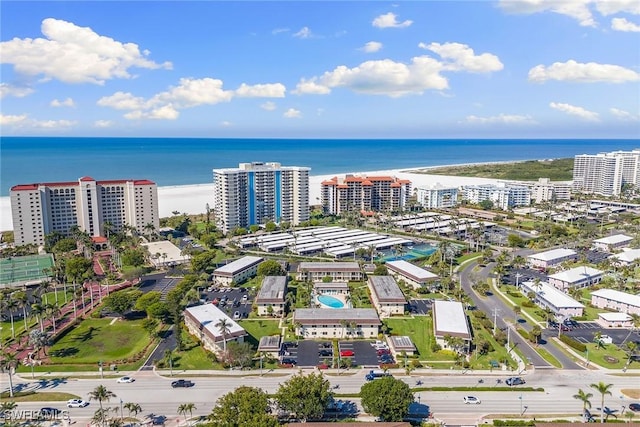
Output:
[
  {"xmin": 526, "ymin": 248, "xmax": 578, "ymax": 270},
  {"xmin": 547, "ymin": 266, "xmax": 604, "ymax": 292},
  {"xmin": 415, "ymin": 184, "xmax": 458, "ymax": 209},
  {"xmin": 255, "ymin": 276, "xmax": 287, "ymax": 316},
  {"xmin": 462, "ymin": 183, "xmax": 531, "ymax": 210},
  {"xmin": 184, "ymin": 304, "xmax": 247, "ymax": 354},
  {"xmin": 293, "ymin": 308, "xmax": 380, "ymax": 339},
  {"xmin": 213, "ymin": 256, "xmax": 264, "ymax": 286},
  {"xmin": 296, "ymin": 262, "xmax": 362, "ymax": 282},
  {"xmin": 432, "ymin": 300, "xmax": 471, "ymax": 354},
  {"xmin": 385, "ymin": 260, "xmax": 438, "ymax": 289},
  {"xmin": 367, "ymin": 276, "xmax": 406, "ymax": 317},
  {"xmin": 591, "ymin": 289, "xmax": 640, "ymax": 315},
  {"xmin": 610, "ymin": 248, "xmax": 640, "ymax": 266},
  {"xmin": 593, "ymin": 234, "xmax": 633, "ymax": 252},
  {"xmin": 520, "ymin": 280, "xmax": 584, "ymax": 318},
  {"xmin": 596, "ymin": 312, "xmax": 633, "ymax": 329}
]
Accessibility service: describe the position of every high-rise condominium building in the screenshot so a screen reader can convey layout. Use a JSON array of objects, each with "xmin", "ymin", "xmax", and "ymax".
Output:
[
  {"xmin": 212, "ymin": 162, "xmax": 310, "ymax": 233},
  {"xmin": 462, "ymin": 183, "xmax": 531, "ymax": 210},
  {"xmin": 573, "ymin": 149, "xmax": 640, "ymax": 197},
  {"xmin": 10, "ymin": 177, "xmax": 159, "ymax": 246},
  {"xmin": 321, "ymin": 175, "xmax": 411, "ymax": 215},
  {"xmin": 415, "ymin": 183, "xmax": 459, "ymax": 209}
]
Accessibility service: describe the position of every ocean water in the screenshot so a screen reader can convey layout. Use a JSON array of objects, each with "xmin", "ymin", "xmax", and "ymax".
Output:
[{"xmin": 1, "ymin": 137, "xmax": 638, "ymax": 196}]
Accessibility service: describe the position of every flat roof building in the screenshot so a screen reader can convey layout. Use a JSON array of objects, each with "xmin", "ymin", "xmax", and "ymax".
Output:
[
  {"xmin": 184, "ymin": 304, "xmax": 247, "ymax": 355},
  {"xmin": 415, "ymin": 183, "xmax": 458, "ymax": 209},
  {"xmin": 432, "ymin": 300, "xmax": 471, "ymax": 353},
  {"xmin": 610, "ymin": 248, "xmax": 640, "ymax": 266},
  {"xmin": 142, "ymin": 241, "xmax": 190, "ymax": 267},
  {"xmin": 10, "ymin": 177, "xmax": 159, "ymax": 246},
  {"xmin": 547, "ymin": 266, "xmax": 604, "ymax": 292},
  {"xmin": 296, "ymin": 262, "xmax": 362, "ymax": 282},
  {"xmin": 386, "ymin": 260, "xmax": 438, "ymax": 289},
  {"xmin": 573, "ymin": 150, "xmax": 640, "ymax": 197},
  {"xmin": 462, "ymin": 183, "xmax": 531, "ymax": 211},
  {"xmin": 255, "ymin": 276, "xmax": 287, "ymax": 316},
  {"xmin": 520, "ymin": 280, "xmax": 584, "ymax": 318},
  {"xmin": 321, "ymin": 175, "xmax": 411, "ymax": 215},
  {"xmin": 596, "ymin": 312, "xmax": 633, "ymax": 329},
  {"xmin": 591, "ymin": 289, "xmax": 640, "ymax": 315},
  {"xmin": 367, "ymin": 276, "xmax": 406, "ymax": 317},
  {"xmin": 388, "ymin": 336, "xmax": 417, "ymax": 357},
  {"xmin": 213, "ymin": 256, "xmax": 264, "ymax": 286},
  {"xmin": 293, "ymin": 308, "xmax": 380, "ymax": 340},
  {"xmin": 593, "ymin": 234, "xmax": 633, "ymax": 252},
  {"xmin": 527, "ymin": 248, "xmax": 578, "ymax": 270}
]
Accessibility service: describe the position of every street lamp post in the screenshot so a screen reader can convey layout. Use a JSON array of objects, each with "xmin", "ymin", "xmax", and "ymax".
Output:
[
  {"xmin": 169, "ymin": 351, "xmax": 173, "ymax": 377},
  {"xmin": 519, "ymin": 395, "xmax": 522, "ymax": 415},
  {"xmin": 120, "ymin": 399, "xmax": 124, "ymax": 423}
]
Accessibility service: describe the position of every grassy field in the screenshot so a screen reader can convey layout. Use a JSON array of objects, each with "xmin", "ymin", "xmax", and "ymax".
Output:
[
  {"xmin": 383, "ymin": 317, "xmax": 457, "ymax": 364},
  {"xmin": 415, "ymin": 158, "xmax": 574, "ymax": 181},
  {"xmin": 239, "ymin": 318, "xmax": 281, "ymax": 347},
  {"xmin": 48, "ymin": 318, "xmax": 150, "ymax": 364},
  {"xmin": 0, "ymin": 391, "xmax": 79, "ymax": 402}
]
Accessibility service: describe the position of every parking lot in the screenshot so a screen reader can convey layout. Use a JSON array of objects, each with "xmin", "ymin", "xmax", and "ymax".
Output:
[
  {"xmin": 277, "ymin": 340, "xmax": 393, "ymax": 368},
  {"xmin": 200, "ymin": 287, "xmax": 253, "ymax": 320},
  {"xmin": 558, "ymin": 324, "xmax": 640, "ymax": 346},
  {"xmin": 409, "ymin": 299, "xmax": 432, "ymax": 315}
]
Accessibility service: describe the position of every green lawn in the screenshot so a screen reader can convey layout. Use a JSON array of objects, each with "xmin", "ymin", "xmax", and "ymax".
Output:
[
  {"xmin": 239, "ymin": 318, "xmax": 281, "ymax": 347},
  {"xmin": 48, "ymin": 318, "xmax": 151, "ymax": 364},
  {"xmin": 348, "ymin": 282, "xmax": 372, "ymax": 308},
  {"xmin": 584, "ymin": 342, "xmax": 639, "ymax": 370},
  {"xmin": 383, "ymin": 317, "xmax": 455, "ymax": 363}
]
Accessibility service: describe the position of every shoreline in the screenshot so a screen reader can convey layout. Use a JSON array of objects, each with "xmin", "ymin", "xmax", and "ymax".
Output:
[{"xmin": 0, "ymin": 162, "xmax": 521, "ymax": 232}]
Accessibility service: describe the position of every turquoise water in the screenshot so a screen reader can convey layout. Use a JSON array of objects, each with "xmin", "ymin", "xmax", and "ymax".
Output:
[
  {"xmin": 317, "ymin": 294, "xmax": 345, "ymax": 309},
  {"xmin": 2, "ymin": 137, "xmax": 638, "ymax": 196},
  {"xmin": 378, "ymin": 243, "xmax": 437, "ymax": 262}
]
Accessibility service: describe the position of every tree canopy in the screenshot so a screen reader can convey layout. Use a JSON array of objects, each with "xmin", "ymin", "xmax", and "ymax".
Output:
[
  {"xmin": 209, "ymin": 386, "xmax": 278, "ymax": 427},
  {"xmin": 274, "ymin": 372, "xmax": 333, "ymax": 422},
  {"xmin": 257, "ymin": 259, "xmax": 285, "ymax": 277},
  {"xmin": 104, "ymin": 290, "xmax": 142, "ymax": 316},
  {"xmin": 360, "ymin": 376, "xmax": 414, "ymax": 422}
]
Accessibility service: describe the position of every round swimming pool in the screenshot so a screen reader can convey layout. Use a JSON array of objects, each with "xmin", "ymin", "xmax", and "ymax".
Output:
[{"xmin": 316, "ymin": 294, "xmax": 345, "ymax": 309}]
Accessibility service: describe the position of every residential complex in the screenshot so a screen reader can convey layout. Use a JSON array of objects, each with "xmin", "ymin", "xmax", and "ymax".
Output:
[
  {"xmin": 320, "ymin": 175, "xmax": 411, "ymax": 215},
  {"xmin": 385, "ymin": 259, "xmax": 438, "ymax": 289},
  {"xmin": 462, "ymin": 183, "xmax": 531, "ymax": 210},
  {"xmin": 526, "ymin": 248, "xmax": 578, "ymax": 270},
  {"xmin": 592, "ymin": 234, "xmax": 633, "ymax": 252},
  {"xmin": 212, "ymin": 255, "xmax": 264, "ymax": 286},
  {"xmin": 573, "ymin": 149, "xmax": 640, "ymax": 196},
  {"xmin": 432, "ymin": 300, "xmax": 471, "ymax": 353},
  {"xmin": 528, "ymin": 178, "xmax": 572, "ymax": 203},
  {"xmin": 296, "ymin": 262, "xmax": 363, "ymax": 282},
  {"xmin": 293, "ymin": 308, "xmax": 380, "ymax": 339},
  {"xmin": 591, "ymin": 289, "xmax": 640, "ymax": 315},
  {"xmin": 415, "ymin": 183, "xmax": 458, "ymax": 209},
  {"xmin": 10, "ymin": 177, "xmax": 159, "ymax": 246},
  {"xmin": 184, "ymin": 304, "xmax": 247, "ymax": 354},
  {"xmin": 367, "ymin": 275, "xmax": 407, "ymax": 317},
  {"xmin": 547, "ymin": 266, "xmax": 604, "ymax": 292},
  {"xmin": 212, "ymin": 162, "xmax": 310, "ymax": 233},
  {"xmin": 255, "ymin": 276, "xmax": 288, "ymax": 316},
  {"xmin": 520, "ymin": 280, "xmax": 584, "ymax": 318}
]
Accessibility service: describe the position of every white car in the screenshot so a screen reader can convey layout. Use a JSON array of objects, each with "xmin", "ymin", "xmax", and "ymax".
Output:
[
  {"xmin": 117, "ymin": 376, "xmax": 135, "ymax": 383},
  {"xmin": 67, "ymin": 399, "xmax": 89, "ymax": 408},
  {"xmin": 464, "ymin": 396, "xmax": 481, "ymax": 404}
]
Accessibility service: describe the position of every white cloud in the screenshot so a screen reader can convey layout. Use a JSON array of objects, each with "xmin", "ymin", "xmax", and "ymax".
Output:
[
  {"xmin": 260, "ymin": 101, "xmax": 277, "ymax": 111},
  {"xmin": 153, "ymin": 77, "xmax": 233, "ymax": 108},
  {"xmin": 272, "ymin": 28, "xmax": 290, "ymax": 35},
  {"xmin": 529, "ymin": 60, "xmax": 640, "ymax": 83},
  {"xmin": 50, "ymin": 97, "xmax": 75, "ymax": 107},
  {"xmin": 94, "ymin": 120, "xmax": 113, "ymax": 128},
  {"xmin": 595, "ymin": 0, "xmax": 640, "ymax": 16},
  {"xmin": 0, "ymin": 83, "xmax": 34, "ymax": 99},
  {"xmin": 293, "ymin": 27, "xmax": 312, "ymax": 39},
  {"xmin": 611, "ymin": 17, "xmax": 640, "ymax": 31},
  {"xmin": 550, "ymin": 102, "xmax": 600, "ymax": 121},
  {"xmin": 463, "ymin": 114, "xmax": 536, "ymax": 124},
  {"xmin": 293, "ymin": 79, "xmax": 332, "ymax": 95},
  {"xmin": 420, "ymin": 42, "xmax": 504, "ymax": 73},
  {"xmin": 124, "ymin": 104, "xmax": 179, "ymax": 120},
  {"xmin": 610, "ymin": 107, "xmax": 640, "ymax": 121},
  {"xmin": 361, "ymin": 41, "xmax": 383, "ymax": 53},
  {"xmin": 98, "ymin": 91, "xmax": 147, "ymax": 110},
  {"xmin": 498, "ymin": 0, "xmax": 596, "ymax": 27},
  {"xmin": 283, "ymin": 108, "xmax": 302, "ymax": 118},
  {"xmin": 0, "ymin": 114, "xmax": 28, "ymax": 125},
  {"xmin": 220, "ymin": 121, "xmax": 232, "ymax": 127},
  {"xmin": 235, "ymin": 83, "xmax": 286, "ymax": 98},
  {"xmin": 1, "ymin": 113, "xmax": 75, "ymax": 129},
  {"xmin": 0, "ymin": 18, "xmax": 172, "ymax": 85},
  {"xmin": 372, "ymin": 12, "xmax": 413, "ymax": 28}
]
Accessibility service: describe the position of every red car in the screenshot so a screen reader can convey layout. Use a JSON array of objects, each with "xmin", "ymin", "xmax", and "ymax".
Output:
[
  {"xmin": 340, "ymin": 350, "xmax": 354, "ymax": 357},
  {"xmin": 377, "ymin": 349, "xmax": 390, "ymax": 356}
]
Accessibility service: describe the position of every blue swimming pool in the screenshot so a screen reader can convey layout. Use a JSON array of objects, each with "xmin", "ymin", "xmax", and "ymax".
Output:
[{"xmin": 317, "ymin": 294, "xmax": 345, "ymax": 309}]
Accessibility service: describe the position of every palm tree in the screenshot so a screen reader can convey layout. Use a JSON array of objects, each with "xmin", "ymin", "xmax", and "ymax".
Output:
[
  {"xmin": 177, "ymin": 403, "xmax": 196, "ymax": 426},
  {"xmin": 590, "ymin": 381, "xmax": 613, "ymax": 423},
  {"xmin": 44, "ymin": 303, "xmax": 62, "ymax": 335},
  {"xmin": 573, "ymin": 388, "xmax": 593, "ymax": 422},
  {"xmin": 37, "ymin": 280, "xmax": 53, "ymax": 305},
  {"xmin": 88, "ymin": 385, "xmax": 117, "ymax": 426},
  {"xmin": 215, "ymin": 318, "xmax": 232, "ymax": 353},
  {"xmin": 5, "ymin": 296, "xmax": 18, "ymax": 339},
  {"xmin": 123, "ymin": 402, "xmax": 142, "ymax": 419},
  {"xmin": 0, "ymin": 351, "xmax": 19, "ymax": 397},
  {"xmin": 30, "ymin": 303, "xmax": 46, "ymax": 332}
]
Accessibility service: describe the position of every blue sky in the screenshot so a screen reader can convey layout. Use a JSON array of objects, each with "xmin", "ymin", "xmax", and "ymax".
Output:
[{"xmin": 1, "ymin": 1, "xmax": 639, "ymax": 138}]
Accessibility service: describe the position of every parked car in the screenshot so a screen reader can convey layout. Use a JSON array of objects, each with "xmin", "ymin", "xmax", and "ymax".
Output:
[
  {"xmin": 40, "ymin": 407, "xmax": 62, "ymax": 417},
  {"xmin": 318, "ymin": 349, "xmax": 332, "ymax": 357},
  {"xmin": 171, "ymin": 379, "xmax": 195, "ymax": 388},
  {"xmin": 116, "ymin": 376, "xmax": 135, "ymax": 383},
  {"xmin": 281, "ymin": 358, "xmax": 297, "ymax": 365},
  {"xmin": 67, "ymin": 399, "xmax": 89, "ymax": 408},
  {"xmin": 340, "ymin": 350, "xmax": 354, "ymax": 357},
  {"xmin": 233, "ymin": 311, "xmax": 240, "ymax": 319},
  {"xmin": 628, "ymin": 403, "xmax": 640, "ymax": 412},
  {"xmin": 463, "ymin": 396, "xmax": 481, "ymax": 404},
  {"xmin": 506, "ymin": 377, "xmax": 526, "ymax": 386}
]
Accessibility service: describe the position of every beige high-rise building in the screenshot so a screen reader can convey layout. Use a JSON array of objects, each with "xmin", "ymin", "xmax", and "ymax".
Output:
[
  {"xmin": 10, "ymin": 177, "xmax": 159, "ymax": 246},
  {"xmin": 573, "ymin": 149, "xmax": 640, "ymax": 196},
  {"xmin": 212, "ymin": 162, "xmax": 310, "ymax": 233},
  {"xmin": 321, "ymin": 175, "xmax": 411, "ymax": 215}
]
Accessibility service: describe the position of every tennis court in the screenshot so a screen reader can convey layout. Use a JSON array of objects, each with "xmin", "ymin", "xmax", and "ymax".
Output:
[{"xmin": 0, "ymin": 254, "xmax": 55, "ymax": 287}]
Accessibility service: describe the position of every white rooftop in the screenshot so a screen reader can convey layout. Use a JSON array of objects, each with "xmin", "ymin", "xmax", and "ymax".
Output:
[
  {"xmin": 527, "ymin": 248, "xmax": 577, "ymax": 262},
  {"xmin": 593, "ymin": 234, "xmax": 633, "ymax": 245},
  {"xmin": 185, "ymin": 304, "xmax": 246, "ymax": 340},
  {"xmin": 142, "ymin": 241, "xmax": 190, "ymax": 264},
  {"xmin": 214, "ymin": 256, "xmax": 263, "ymax": 274},
  {"xmin": 386, "ymin": 260, "xmax": 438, "ymax": 281},
  {"xmin": 433, "ymin": 300, "xmax": 470, "ymax": 339},
  {"xmin": 521, "ymin": 281, "xmax": 584, "ymax": 309},
  {"xmin": 610, "ymin": 248, "xmax": 640, "ymax": 263},
  {"xmin": 591, "ymin": 289, "xmax": 640, "ymax": 308},
  {"xmin": 548, "ymin": 266, "xmax": 603, "ymax": 284},
  {"xmin": 598, "ymin": 312, "xmax": 631, "ymax": 322}
]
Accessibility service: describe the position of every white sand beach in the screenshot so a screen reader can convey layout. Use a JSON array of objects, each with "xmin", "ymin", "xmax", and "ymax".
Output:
[{"xmin": 0, "ymin": 167, "xmax": 505, "ymax": 233}]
